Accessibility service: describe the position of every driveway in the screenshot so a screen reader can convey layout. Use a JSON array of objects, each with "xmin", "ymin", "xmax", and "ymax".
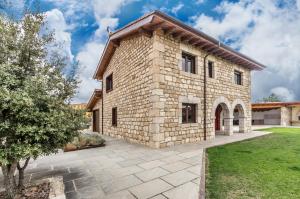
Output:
[{"xmin": 0, "ymin": 131, "xmax": 269, "ymax": 199}]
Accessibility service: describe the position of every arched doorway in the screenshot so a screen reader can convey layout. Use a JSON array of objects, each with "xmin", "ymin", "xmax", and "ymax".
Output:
[
  {"xmin": 214, "ymin": 103, "xmax": 231, "ymax": 135},
  {"xmin": 233, "ymin": 104, "xmax": 245, "ymax": 133}
]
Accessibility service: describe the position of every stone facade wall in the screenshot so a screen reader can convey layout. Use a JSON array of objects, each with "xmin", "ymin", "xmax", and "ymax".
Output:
[
  {"xmin": 102, "ymin": 34, "xmax": 154, "ymax": 146},
  {"xmin": 97, "ymin": 30, "xmax": 252, "ymax": 148},
  {"xmin": 150, "ymin": 30, "xmax": 252, "ymax": 148}
]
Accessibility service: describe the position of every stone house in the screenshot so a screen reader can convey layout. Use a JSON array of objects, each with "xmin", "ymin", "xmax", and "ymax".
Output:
[
  {"xmin": 87, "ymin": 11, "xmax": 265, "ymax": 148},
  {"xmin": 252, "ymin": 102, "xmax": 300, "ymax": 126}
]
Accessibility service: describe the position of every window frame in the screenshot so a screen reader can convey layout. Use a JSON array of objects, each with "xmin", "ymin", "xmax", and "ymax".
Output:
[
  {"xmin": 234, "ymin": 70, "xmax": 242, "ymax": 85},
  {"xmin": 106, "ymin": 73, "xmax": 113, "ymax": 92},
  {"xmin": 208, "ymin": 61, "xmax": 214, "ymax": 78},
  {"xmin": 112, "ymin": 107, "xmax": 117, "ymax": 126},
  {"xmin": 182, "ymin": 52, "xmax": 196, "ymax": 74},
  {"xmin": 182, "ymin": 103, "xmax": 197, "ymax": 124}
]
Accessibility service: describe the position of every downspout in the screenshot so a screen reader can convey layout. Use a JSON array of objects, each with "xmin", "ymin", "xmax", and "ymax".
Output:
[
  {"xmin": 101, "ymin": 81, "xmax": 104, "ymax": 135},
  {"xmin": 203, "ymin": 54, "xmax": 209, "ymax": 141},
  {"xmin": 203, "ymin": 41, "xmax": 220, "ymax": 141}
]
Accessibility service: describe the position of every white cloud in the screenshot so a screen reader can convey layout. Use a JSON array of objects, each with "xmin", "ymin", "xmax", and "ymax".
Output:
[
  {"xmin": 297, "ymin": 0, "xmax": 300, "ymax": 11},
  {"xmin": 196, "ymin": 0, "xmax": 205, "ymax": 4},
  {"xmin": 72, "ymin": 0, "xmax": 136, "ymax": 102},
  {"xmin": 171, "ymin": 3, "xmax": 184, "ymax": 15},
  {"xmin": 271, "ymin": 87, "xmax": 295, "ymax": 101},
  {"xmin": 44, "ymin": 0, "xmax": 136, "ymax": 103},
  {"xmin": 45, "ymin": 0, "xmax": 91, "ymax": 19},
  {"xmin": 192, "ymin": 0, "xmax": 300, "ymax": 101},
  {"xmin": 74, "ymin": 42, "xmax": 105, "ymax": 103},
  {"xmin": 45, "ymin": 9, "xmax": 74, "ymax": 62}
]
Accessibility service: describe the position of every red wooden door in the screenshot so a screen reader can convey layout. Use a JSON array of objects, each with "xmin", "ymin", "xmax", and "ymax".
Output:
[{"xmin": 215, "ymin": 105, "xmax": 222, "ymax": 131}]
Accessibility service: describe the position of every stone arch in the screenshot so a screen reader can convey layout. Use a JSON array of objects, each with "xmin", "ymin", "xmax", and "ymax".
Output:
[
  {"xmin": 232, "ymin": 99, "xmax": 247, "ymax": 133},
  {"xmin": 211, "ymin": 96, "xmax": 233, "ymax": 136}
]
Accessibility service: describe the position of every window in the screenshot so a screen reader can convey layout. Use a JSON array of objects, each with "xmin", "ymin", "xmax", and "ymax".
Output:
[
  {"xmin": 182, "ymin": 53, "xmax": 196, "ymax": 74},
  {"xmin": 112, "ymin": 107, "xmax": 117, "ymax": 126},
  {"xmin": 298, "ymin": 116, "xmax": 300, "ymax": 121},
  {"xmin": 234, "ymin": 70, "xmax": 242, "ymax": 85},
  {"xmin": 106, "ymin": 73, "xmax": 113, "ymax": 92},
  {"xmin": 182, "ymin": 103, "xmax": 197, "ymax": 123},
  {"xmin": 208, "ymin": 61, "xmax": 214, "ymax": 78}
]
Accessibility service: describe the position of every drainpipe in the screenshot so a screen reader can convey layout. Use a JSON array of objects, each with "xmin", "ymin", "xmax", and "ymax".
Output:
[
  {"xmin": 101, "ymin": 81, "xmax": 104, "ymax": 135},
  {"xmin": 203, "ymin": 41, "xmax": 220, "ymax": 141},
  {"xmin": 203, "ymin": 54, "xmax": 209, "ymax": 141}
]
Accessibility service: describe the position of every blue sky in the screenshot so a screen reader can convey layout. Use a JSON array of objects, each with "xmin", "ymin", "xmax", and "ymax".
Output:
[
  {"xmin": 34, "ymin": 0, "xmax": 225, "ymax": 56},
  {"xmin": 2, "ymin": 0, "xmax": 300, "ymax": 103}
]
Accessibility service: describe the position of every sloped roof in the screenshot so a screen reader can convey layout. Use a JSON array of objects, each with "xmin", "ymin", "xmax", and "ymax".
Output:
[
  {"xmin": 252, "ymin": 102, "xmax": 300, "ymax": 110},
  {"xmin": 94, "ymin": 10, "xmax": 266, "ymax": 80},
  {"xmin": 86, "ymin": 89, "xmax": 102, "ymax": 111}
]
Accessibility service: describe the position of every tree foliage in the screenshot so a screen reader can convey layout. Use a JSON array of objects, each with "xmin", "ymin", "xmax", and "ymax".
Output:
[
  {"xmin": 0, "ymin": 12, "xmax": 86, "ymax": 198},
  {"xmin": 260, "ymin": 93, "xmax": 282, "ymax": 102}
]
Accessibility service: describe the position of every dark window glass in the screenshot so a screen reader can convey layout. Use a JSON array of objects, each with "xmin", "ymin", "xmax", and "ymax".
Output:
[
  {"xmin": 112, "ymin": 107, "xmax": 117, "ymax": 126},
  {"xmin": 298, "ymin": 116, "xmax": 300, "ymax": 121},
  {"xmin": 234, "ymin": 70, "xmax": 242, "ymax": 85},
  {"xmin": 106, "ymin": 73, "xmax": 113, "ymax": 92},
  {"xmin": 208, "ymin": 61, "xmax": 214, "ymax": 78},
  {"xmin": 182, "ymin": 53, "xmax": 196, "ymax": 74},
  {"xmin": 182, "ymin": 103, "xmax": 197, "ymax": 123}
]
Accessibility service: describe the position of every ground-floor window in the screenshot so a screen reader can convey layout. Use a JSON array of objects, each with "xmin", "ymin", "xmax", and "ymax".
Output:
[
  {"xmin": 182, "ymin": 103, "xmax": 197, "ymax": 123},
  {"xmin": 112, "ymin": 107, "xmax": 117, "ymax": 126}
]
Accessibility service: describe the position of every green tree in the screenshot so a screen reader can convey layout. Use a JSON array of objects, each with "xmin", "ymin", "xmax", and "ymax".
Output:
[
  {"xmin": 261, "ymin": 93, "xmax": 282, "ymax": 102},
  {"xmin": 0, "ymin": 13, "xmax": 86, "ymax": 198}
]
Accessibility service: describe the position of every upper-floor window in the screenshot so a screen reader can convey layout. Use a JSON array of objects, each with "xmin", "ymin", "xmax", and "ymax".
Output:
[
  {"xmin": 182, "ymin": 103, "xmax": 197, "ymax": 123},
  {"xmin": 234, "ymin": 70, "xmax": 242, "ymax": 85},
  {"xmin": 208, "ymin": 61, "xmax": 214, "ymax": 78},
  {"xmin": 112, "ymin": 107, "xmax": 117, "ymax": 126},
  {"xmin": 182, "ymin": 53, "xmax": 196, "ymax": 74},
  {"xmin": 106, "ymin": 73, "xmax": 113, "ymax": 92}
]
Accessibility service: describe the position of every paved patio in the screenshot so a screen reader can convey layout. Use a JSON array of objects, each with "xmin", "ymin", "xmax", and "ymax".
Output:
[{"xmin": 0, "ymin": 131, "xmax": 269, "ymax": 199}]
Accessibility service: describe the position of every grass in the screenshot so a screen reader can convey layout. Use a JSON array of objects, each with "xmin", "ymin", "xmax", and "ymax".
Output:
[{"xmin": 206, "ymin": 128, "xmax": 300, "ymax": 199}]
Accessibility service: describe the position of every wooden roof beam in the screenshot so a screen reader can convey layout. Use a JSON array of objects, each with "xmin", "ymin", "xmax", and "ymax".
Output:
[
  {"xmin": 173, "ymin": 31, "xmax": 188, "ymax": 40},
  {"xmin": 138, "ymin": 27, "xmax": 153, "ymax": 37},
  {"xmin": 148, "ymin": 21, "xmax": 166, "ymax": 31},
  {"xmin": 163, "ymin": 26, "xmax": 178, "ymax": 35}
]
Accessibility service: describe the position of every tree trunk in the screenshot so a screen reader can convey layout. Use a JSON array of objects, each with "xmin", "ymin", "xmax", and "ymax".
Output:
[
  {"xmin": 1, "ymin": 162, "xmax": 18, "ymax": 199},
  {"xmin": 17, "ymin": 157, "xmax": 30, "ymax": 190},
  {"xmin": 18, "ymin": 169, "xmax": 25, "ymax": 191}
]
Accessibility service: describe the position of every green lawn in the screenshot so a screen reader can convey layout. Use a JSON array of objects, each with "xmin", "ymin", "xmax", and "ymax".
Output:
[{"xmin": 206, "ymin": 128, "xmax": 300, "ymax": 199}]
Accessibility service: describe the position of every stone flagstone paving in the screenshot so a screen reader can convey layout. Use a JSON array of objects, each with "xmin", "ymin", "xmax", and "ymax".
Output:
[{"xmin": 0, "ymin": 131, "xmax": 269, "ymax": 199}]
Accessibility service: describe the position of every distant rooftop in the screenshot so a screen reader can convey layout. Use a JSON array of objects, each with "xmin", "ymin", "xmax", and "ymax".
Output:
[{"xmin": 252, "ymin": 102, "xmax": 300, "ymax": 110}]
